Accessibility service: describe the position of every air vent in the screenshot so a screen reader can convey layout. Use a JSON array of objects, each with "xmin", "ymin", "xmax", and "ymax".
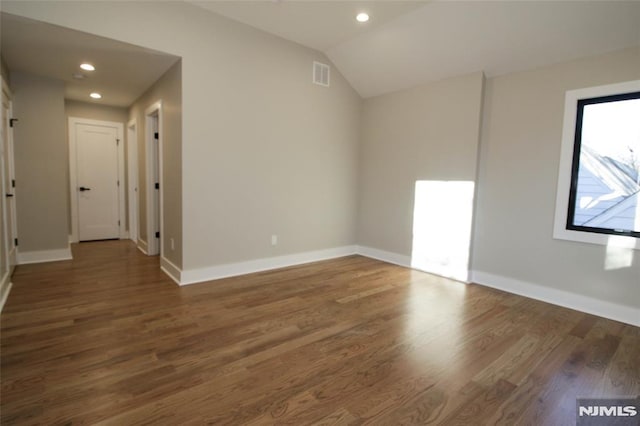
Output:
[{"xmin": 313, "ymin": 61, "xmax": 330, "ymax": 87}]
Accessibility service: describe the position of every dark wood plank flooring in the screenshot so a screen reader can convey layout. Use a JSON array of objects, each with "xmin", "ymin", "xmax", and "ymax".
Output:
[{"xmin": 1, "ymin": 240, "xmax": 638, "ymax": 425}]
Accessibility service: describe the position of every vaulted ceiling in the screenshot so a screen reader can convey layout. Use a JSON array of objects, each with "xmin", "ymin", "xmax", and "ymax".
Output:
[
  {"xmin": 191, "ymin": 0, "xmax": 640, "ymax": 98},
  {"xmin": 2, "ymin": 1, "xmax": 639, "ymax": 104}
]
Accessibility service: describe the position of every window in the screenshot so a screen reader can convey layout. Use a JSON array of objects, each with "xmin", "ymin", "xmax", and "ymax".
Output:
[
  {"xmin": 554, "ymin": 80, "xmax": 640, "ymax": 250},
  {"xmin": 568, "ymin": 91, "xmax": 640, "ymax": 237}
]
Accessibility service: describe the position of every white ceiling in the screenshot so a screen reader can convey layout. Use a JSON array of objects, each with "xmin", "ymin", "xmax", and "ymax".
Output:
[
  {"xmin": 2, "ymin": 2, "xmax": 639, "ymax": 103},
  {"xmin": 0, "ymin": 13, "xmax": 180, "ymax": 107},
  {"xmin": 189, "ymin": 1, "xmax": 426, "ymax": 51},
  {"xmin": 192, "ymin": 0, "xmax": 640, "ymax": 98}
]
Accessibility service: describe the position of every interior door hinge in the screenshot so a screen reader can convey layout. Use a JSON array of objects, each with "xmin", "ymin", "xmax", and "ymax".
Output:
[
  {"xmin": 11, "ymin": 179, "xmax": 15, "ymax": 188},
  {"xmin": 155, "ymin": 231, "xmax": 160, "ymax": 238},
  {"xmin": 154, "ymin": 132, "xmax": 159, "ymax": 139},
  {"xmin": 117, "ymin": 180, "xmax": 120, "ymax": 187},
  {"xmin": 14, "ymin": 238, "xmax": 18, "ymax": 246},
  {"xmin": 118, "ymin": 220, "xmax": 121, "ymax": 226},
  {"xmin": 9, "ymin": 118, "xmax": 18, "ymax": 128},
  {"xmin": 155, "ymin": 182, "xmax": 159, "ymax": 190},
  {"xmin": 116, "ymin": 139, "xmax": 120, "ymax": 145}
]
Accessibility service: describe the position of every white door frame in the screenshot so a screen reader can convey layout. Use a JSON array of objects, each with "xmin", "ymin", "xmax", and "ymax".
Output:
[
  {"xmin": 145, "ymin": 101, "xmax": 163, "ymax": 257},
  {"xmin": 1, "ymin": 78, "xmax": 17, "ymax": 272},
  {"xmin": 68, "ymin": 117, "xmax": 125, "ymax": 243},
  {"xmin": 127, "ymin": 119, "xmax": 138, "ymax": 244}
]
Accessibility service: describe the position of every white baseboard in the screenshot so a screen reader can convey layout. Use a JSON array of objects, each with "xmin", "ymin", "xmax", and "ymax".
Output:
[
  {"xmin": 355, "ymin": 245, "xmax": 411, "ymax": 268},
  {"xmin": 355, "ymin": 245, "xmax": 639, "ymax": 326},
  {"xmin": 161, "ymin": 256, "xmax": 181, "ymax": 285},
  {"xmin": 133, "ymin": 238, "xmax": 640, "ymax": 327},
  {"xmin": 17, "ymin": 247, "xmax": 73, "ymax": 265},
  {"xmin": 180, "ymin": 245, "xmax": 357, "ymax": 286},
  {"xmin": 137, "ymin": 239, "xmax": 148, "ymax": 255},
  {"xmin": 0, "ymin": 272, "xmax": 12, "ymax": 313},
  {"xmin": 356, "ymin": 245, "xmax": 471, "ymax": 283},
  {"xmin": 471, "ymin": 271, "xmax": 640, "ymax": 327}
]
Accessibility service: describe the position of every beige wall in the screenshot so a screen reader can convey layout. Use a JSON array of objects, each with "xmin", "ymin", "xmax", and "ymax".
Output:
[
  {"xmin": 128, "ymin": 60, "xmax": 182, "ymax": 268},
  {"xmin": 65, "ymin": 100, "xmax": 128, "ymax": 124},
  {"xmin": 358, "ymin": 72, "xmax": 484, "ymax": 256},
  {"xmin": 11, "ymin": 72, "xmax": 68, "ymax": 252},
  {"xmin": 4, "ymin": 1, "xmax": 362, "ymax": 272},
  {"xmin": 1, "ymin": 56, "xmax": 9, "ymax": 85},
  {"xmin": 182, "ymin": 33, "xmax": 360, "ymax": 268},
  {"xmin": 473, "ymin": 47, "xmax": 640, "ymax": 308}
]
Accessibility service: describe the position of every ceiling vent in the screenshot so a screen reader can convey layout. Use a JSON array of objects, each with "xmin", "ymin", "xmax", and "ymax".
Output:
[{"xmin": 313, "ymin": 61, "xmax": 330, "ymax": 87}]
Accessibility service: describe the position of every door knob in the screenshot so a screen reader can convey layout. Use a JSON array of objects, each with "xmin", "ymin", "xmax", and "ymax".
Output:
[
  {"xmin": 79, "ymin": 187, "xmax": 91, "ymax": 192},
  {"xmin": 5, "ymin": 193, "xmax": 13, "ymax": 197}
]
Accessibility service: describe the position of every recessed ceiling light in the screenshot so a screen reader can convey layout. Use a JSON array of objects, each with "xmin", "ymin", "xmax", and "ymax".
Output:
[
  {"xmin": 80, "ymin": 63, "xmax": 95, "ymax": 71},
  {"xmin": 356, "ymin": 12, "xmax": 369, "ymax": 23},
  {"xmin": 89, "ymin": 92, "xmax": 102, "ymax": 99}
]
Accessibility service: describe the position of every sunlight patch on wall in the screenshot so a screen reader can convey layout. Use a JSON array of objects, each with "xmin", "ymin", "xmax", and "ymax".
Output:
[
  {"xmin": 411, "ymin": 180, "xmax": 474, "ymax": 282},
  {"xmin": 605, "ymin": 235, "xmax": 635, "ymax": 270}
]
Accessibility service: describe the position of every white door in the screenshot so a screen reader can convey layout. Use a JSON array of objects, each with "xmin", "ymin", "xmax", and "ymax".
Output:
[
  {"xmin": 127, "ymin": 121, "xmax": 138, "ymax": 243},
  {"xmin": 76, "ymin": 123, "xmax": 120, "ymax": 241},
  {"xmin": 1, "ymin": 85, "xmax": 17, "ymax": 271},
  {"xmin": 151, "ymin": 117, "xmax": 160, "ymax": 252},
  {"xmin": 145, "ymin": 106, "xmax": 161, "ymax": 256}
]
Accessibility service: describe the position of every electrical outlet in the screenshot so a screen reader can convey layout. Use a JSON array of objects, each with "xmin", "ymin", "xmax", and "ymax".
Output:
[{"xmin": 271, "ymin": 235, "xmax": 278, "ymax": 246}]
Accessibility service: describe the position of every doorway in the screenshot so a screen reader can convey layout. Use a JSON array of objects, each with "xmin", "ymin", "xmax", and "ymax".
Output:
[
  {"xmin": 69, "ymin": 118, "xmax": 125, "ymax": 242},
  {"xmin": 145, "ymin": 102, "xmax": 162, "ymax": 256},
  {"xmin": 127, "ymin": 119, "xmax": 138, "ymax": 244},
  {"xmin": 1, "ymin": 80, "xmax": 17, "ymax": 272}
]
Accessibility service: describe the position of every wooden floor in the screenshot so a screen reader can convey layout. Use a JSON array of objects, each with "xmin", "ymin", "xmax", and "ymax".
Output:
[{"xmin": 1, "ymin": 241, "xmax": 638, "ymax": 425}]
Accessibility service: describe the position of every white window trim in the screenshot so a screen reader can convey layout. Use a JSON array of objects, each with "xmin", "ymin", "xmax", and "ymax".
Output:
[{"xmin": 553, "ymin": 79, "xmax": 640, "ymax": 250}]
